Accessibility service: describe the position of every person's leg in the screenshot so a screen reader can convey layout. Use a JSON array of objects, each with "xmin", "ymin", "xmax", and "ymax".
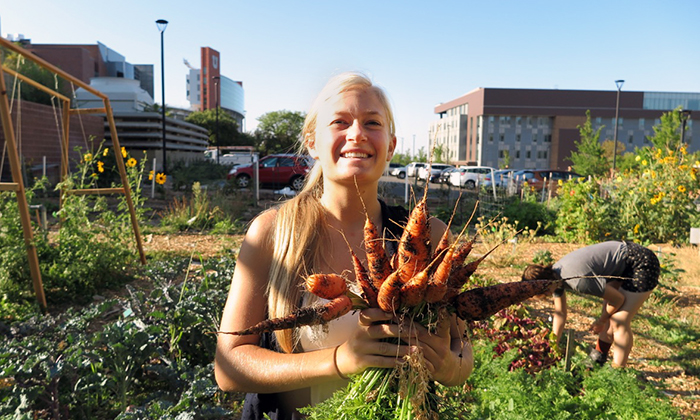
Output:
[{"xmin": 609, "ymin": 289, "xmax": 652, "ymax": 367}]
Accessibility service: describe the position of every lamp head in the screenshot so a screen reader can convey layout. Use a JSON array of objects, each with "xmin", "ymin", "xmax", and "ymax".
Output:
[
  {"xmin": 156, "ymin": 19, "xmax": 168, "ymax": 33},
  {"xmin": 615, "ymin": 79, "xmax": 625, "ymax": 90}
]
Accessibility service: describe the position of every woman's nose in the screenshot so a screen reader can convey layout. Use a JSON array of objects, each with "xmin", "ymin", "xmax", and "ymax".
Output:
[{"xmin": 346, "ymin": 120, "xmax": 366, "ymax": 142}]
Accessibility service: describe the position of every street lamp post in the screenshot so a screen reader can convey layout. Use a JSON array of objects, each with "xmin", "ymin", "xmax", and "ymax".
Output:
[
  {"xmin": 156, "ymin": 19, "xmax": 168, "ymax": 173},
  {"xmin": 680, "ymin": 109, "xmax": 692, "ymax": 146},
  {"xmin": 612, "ymin": 79, "xmax": 624, "ymax": 173},
  {"xmin": 213, "ymin": 76, "xmax": 220, "ymax": 164}
]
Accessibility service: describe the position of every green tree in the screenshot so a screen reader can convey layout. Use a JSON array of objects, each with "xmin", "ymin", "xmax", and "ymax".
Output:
[
  {"xmin": 500, "ymin": 150, "xmax": 511, "ymax": 169},
  {"xmin": 2, "ymin": 45, "xmax": 64, "ymax": 105},
  {"xmin": 254, "ymin": 110, "xmax": 306, "ymax": 155},
  {"xmin": 602, "ymin": 139, "xmax": 626, "ymax": 166},
  {"xmin": 648, "ymin": 106, "xmax": 683, "ymax": 150},
  {"xmin": 567, "ymin": 110, "xmax": 609, "ymax": 177},
  {"xmin": 185, "ymin": 108, "xmax": 254, "ymax": 147},
  {"xmin": 140, "ymin": 102, "xmax": 174, "ymax": 117}
]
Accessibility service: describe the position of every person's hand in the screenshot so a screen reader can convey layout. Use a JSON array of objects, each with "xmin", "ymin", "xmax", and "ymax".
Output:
[
  {"xmin": 589, "ymin": 318, "xmax": 607, "ymax": 334},
  {"xmin": 334, "ymin": 308, "xmax": 413, "ymax": 378},
  {"xmin": 399, "ymin": 311, "xmax": 458, "ymax": 384}
]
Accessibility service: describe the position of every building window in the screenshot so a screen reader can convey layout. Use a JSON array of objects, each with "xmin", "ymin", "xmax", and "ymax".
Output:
[
  {"xmin": 544, "ymin": 134, "xmax": 551, "ymax": 143},
  {"xmin": 628, "ymin": 134, "xmax": 634, "ymax": 144},
  {"xmin": 516, "ymin": 134, "xmax": 521, "ymax": 142},
  {"xmin": 516, "ymin": 150, "xmax": 521, "ymax": 159},
  {"xmin": 639, "ymin": 118, "xmax": 645, "ymax": 129},
  {"xmin": 489, "ymin": 134, "xmax": 494, "ymax": 142},
  {"xmin": 499, "ymin": 135, "xmax": 504, "ymax": 142},
  {"xmin": 516, "ymin": 116, "xmax": 522, "ymax": 125},
  {"xmin": 527, "ymin": 117, "xmax": 532, "ymax": 126},
  {"xmin": 489, "ymin": 116, "xmax": 494, "ymax": 123},
  {"xmin": 533, "ymin": 135, "xmax": 538, "ymax": 143},
  {"xmin": 499, "ymin": 150, "xmax": 505, "ymax": 158},
  {"xmin": 526, "ymin": 151, "xmax": 531, "ymax": 159}
]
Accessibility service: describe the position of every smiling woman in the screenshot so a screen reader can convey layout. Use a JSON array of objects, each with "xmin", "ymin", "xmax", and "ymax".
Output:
[{"xmin": 214, "ymin": 72, "xmax": 472, "ymax": 419}]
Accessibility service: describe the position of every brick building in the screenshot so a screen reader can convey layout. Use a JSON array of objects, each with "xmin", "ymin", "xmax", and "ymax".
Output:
[{"xmin": 432, "ymin": 88, "xmax": 698, "ymax": 169}]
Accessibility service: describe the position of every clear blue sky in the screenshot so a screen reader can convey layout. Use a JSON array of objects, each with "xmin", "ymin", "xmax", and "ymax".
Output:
[{"xmin": 2, "ymin": 0, "xmax": 699, "ymax": 154}]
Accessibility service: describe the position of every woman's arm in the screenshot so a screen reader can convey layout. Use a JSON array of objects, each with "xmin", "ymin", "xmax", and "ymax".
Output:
[
  {"xmin": 590, "ymin": 283, "xmax": 625, "ymax": 333},
  {"xmin": 215, "ymin": 211, "xmax": 345, "ymax": 393}
]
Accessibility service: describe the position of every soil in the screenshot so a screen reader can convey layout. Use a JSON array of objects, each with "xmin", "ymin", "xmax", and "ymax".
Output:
[{"xmin": 138, "ymin": 232, "xmax": 700, "ymax": 418}]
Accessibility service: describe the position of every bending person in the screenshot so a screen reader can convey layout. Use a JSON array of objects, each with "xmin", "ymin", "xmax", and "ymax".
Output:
[{"xmin": 522, "ymin": 241, "xmax": 659, "ymax": 367}]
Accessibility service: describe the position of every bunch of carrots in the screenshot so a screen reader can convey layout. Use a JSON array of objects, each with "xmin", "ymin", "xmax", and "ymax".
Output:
[{"xmin": 218, "ymin": 184, "xmax": 561, "ymax": 419}]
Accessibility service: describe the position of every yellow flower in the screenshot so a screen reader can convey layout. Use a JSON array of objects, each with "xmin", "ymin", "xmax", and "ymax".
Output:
[
  {"xmin": 678, "ymin": 185, "xmax": 687, "ymax": 193},
  {"xmin": 680, "ymin": 145, "xmax": 687, "ymax": 155},
  {"xmin": 641, "ymin": 159, "xmax": 648, "ymax": 166},
  {"xmin": 155, "ymin": 173, "xmax": 167, "ymax": 185},
  {"xmin": 90, "ymin": 173, "xmax": 98, "ymax": 178},
  {"xmin": 148, "ymin": 170, "xmax": 154, "ymax": 181},
  {"xmin": 695, "ymin": 160, "xmax": 700, "ymax": 167},
  {"xmin": 97, "ymin": 161, "xmax": 105, "ymax": 173},
  {"xmin": 557, "ymin": 179, "xmax": 563, "ymax": 186},
  {"xmin": 121, "ymin": 147, "xmax": 127, "ymax": 158},
  {"xmin": 103, "ymin": 148, "xmax": 109, "ymax": 157},
  {"xmin": 650, "ymin": 197, "xmax": 659, "ymax": 205},
  {"xmin": 126, "ymin": 158, "xmax": 137, "ymax": 168},
  {"xmin": 635, "ymin": 155, "xmax": 641, "ymax": 162},
  {"xmin": 633, "ymin": 224, "xmax": 640, "ymax": 234},
  {"xmin": 83, "ymin": 153, "xmax": 93, "ymax": 162}
]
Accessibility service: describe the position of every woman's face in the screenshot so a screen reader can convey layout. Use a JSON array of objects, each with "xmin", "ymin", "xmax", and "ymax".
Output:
[{"xmin": 309, "ymin": 88, "xmax": 396, "ymax": 185}]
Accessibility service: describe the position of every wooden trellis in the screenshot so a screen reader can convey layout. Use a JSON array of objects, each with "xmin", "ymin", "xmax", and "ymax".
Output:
[{"xmin": 0, "ymin": 38, "xmax": 146, "ymax": 312}]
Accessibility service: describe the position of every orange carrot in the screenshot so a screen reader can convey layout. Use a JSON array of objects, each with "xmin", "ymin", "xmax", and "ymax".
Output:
[
  {"xmin": 364, "ymin": 216, "xmax": 393, "ymax": 290},
  {"xmin": 349, "ymin": 248, "xmax": 379, "ymax": 308},
  {"xmin": 218, "ymin": 295, "xmax": 354, "ymax": 336},
  {"xmin": 377, "ymin": 271, "xmax": 404, "ymax": 312},
  {"xmin": 305, "ymin": 273, "xmax": 347, "ymax": 300},
  {"xmin": 396, "ymin": 199, "xmax": 431, "ymax": 283},
  {"xmin": 453, "ymin": 279, "xmax": 562, "ymax": 321}
]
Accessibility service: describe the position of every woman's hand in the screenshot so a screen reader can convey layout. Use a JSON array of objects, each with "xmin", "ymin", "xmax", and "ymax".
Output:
[
  {"xmin": 589, "ymin": 317, "xmax": 609, "ymax": 334},
  {"xmin": 334, "ymin": 308, "xmax": 414, "ymax": 378},
  {"xmin": 401, "ymin": 313, "xmax": 460, "ymax": 384}
]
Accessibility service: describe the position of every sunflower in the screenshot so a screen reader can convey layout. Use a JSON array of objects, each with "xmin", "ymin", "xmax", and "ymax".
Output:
[
  {"xmin": 121, "ymin": 147, "xmax": 127, "ymax": 158},
  {"xmin": 155, "ymin": 173, "xmax": 167, "ymax": 185},
  {"xmin": 126, "ymin": 158, "xmax": 137, "ymax": 168},
  {"xmin": 97, "ymin": 161, "xmax": 105, "ymax": 173},
  {"xmin": 103, "ymin": 148, "xmax": 109, "ymax": 157},
  {"xmin": 83, "ymin": 153, "xmax": 93, "ymax": 162}
]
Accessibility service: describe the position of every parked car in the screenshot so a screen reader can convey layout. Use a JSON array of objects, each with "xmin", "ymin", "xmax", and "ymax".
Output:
[
  {"xmin": 438, "ymin": 167, "xmax": 460, "ymax": 184},
  {"xmin": 482, "ymin": 169, "xmax": 516, "ymax": 188},
  {"xmin": 417, "ymin": 163, "xmax": 454, "ymax": 182},
  {"xmin": 391, "ymin": 165, "xmax": 407, "ymax": 179},
  {"xmin": 511, "ymin": 169, "xmax": 582, "ymax": 193},
  {"xmin": 406, "ymin": 162, "xmax": 428, "ymax": 178},
  {"xmin": 449, "ymin": 166, "xmax": 496, "ymax": 189},
  {"xmin": 226, "ymin": 154, "xmax": 313, "ymax": 190},
  {"xmin": 385, "ymin": 162, "xmax": 403, "ymax": 176}
]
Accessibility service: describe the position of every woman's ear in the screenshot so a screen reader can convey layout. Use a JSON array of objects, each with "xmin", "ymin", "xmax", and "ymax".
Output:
[
  {"xmin": 306, "ymin": 134, "xmax": 319, "ymax": 160},
  {"xmin": 387, "ymin": 136, "xmax": 397, "ymax": 161}
]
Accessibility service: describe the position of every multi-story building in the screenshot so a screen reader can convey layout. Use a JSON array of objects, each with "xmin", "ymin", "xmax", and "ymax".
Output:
[
  {"xmin": 431, "ymin": 88, "xmax": 698, "ymax": 169},
  {"xmin": 185, "ymin": 47, "xmax": 245, "ymax": 131}
]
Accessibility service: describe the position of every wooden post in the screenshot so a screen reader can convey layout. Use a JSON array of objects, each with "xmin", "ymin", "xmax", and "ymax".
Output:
[
  {"xmin": 565, "ymin": 329, "xmax": 574, "ymax": 372},
  {"xmin": 0, "ymin": 63, "xmax": 47, "ymax": 312},
  {"xmin": 103, "ymin": 100, "xmax": 146, "ymax": 264}
]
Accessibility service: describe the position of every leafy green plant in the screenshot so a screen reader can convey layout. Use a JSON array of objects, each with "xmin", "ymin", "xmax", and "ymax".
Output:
[
  {"xmin": 159, "ymin": 182, "xmax": 242, "ymax": 233},
  {"xmin": 532, "ymin": 249, "xmax": 554, "ymax": 266}
]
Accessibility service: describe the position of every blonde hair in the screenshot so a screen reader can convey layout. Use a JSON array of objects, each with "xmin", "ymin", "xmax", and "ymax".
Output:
[{"xmin": 267, "ymin": 72, "xmax": 395, "ymax": 353}]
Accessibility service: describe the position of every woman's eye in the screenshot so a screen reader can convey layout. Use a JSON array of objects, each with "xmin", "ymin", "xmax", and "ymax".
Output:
[{"xmin": 332, "ymin": 119, "xmax": 348, "ymax": 126}]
